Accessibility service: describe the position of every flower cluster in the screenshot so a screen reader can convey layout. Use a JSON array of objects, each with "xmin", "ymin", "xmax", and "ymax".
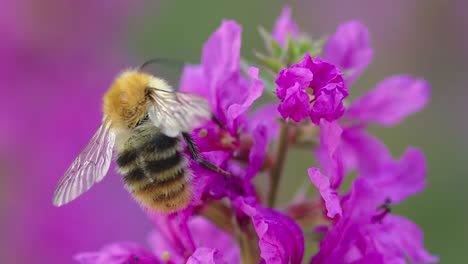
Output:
[{"xmin": 76, "ymin": 6, "xmax": 438, "ymax": 264}]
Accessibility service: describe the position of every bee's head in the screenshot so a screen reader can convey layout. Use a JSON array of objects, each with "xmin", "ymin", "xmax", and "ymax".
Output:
[{"xmin": 103, "ymin": 70, "xmax": 152, "ymax": 129}]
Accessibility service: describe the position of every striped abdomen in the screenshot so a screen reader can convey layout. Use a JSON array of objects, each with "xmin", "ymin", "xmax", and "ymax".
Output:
[{"xmin": 116, "ymin": 130, "xmax": 192, "ymax": 213}]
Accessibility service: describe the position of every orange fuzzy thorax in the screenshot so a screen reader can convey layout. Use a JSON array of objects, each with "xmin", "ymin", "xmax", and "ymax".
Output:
[{"xmin": 103, "ymin": 70, "xmax": 152, "ymax": 129}]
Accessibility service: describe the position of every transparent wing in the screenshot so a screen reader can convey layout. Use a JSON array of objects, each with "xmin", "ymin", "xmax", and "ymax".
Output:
[
  {"xmin": 52, "ymin": 120, "xmax": 116, "ymax": 206},
  {"xmin": 148, "ymin": 89, "xmax": 211, "ymax": 137}
]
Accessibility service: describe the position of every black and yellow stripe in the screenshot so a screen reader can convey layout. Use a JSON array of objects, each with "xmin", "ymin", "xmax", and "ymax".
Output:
[{"xmin": 116, "ymin": 131, "xmax": 191, "ymax": 213}]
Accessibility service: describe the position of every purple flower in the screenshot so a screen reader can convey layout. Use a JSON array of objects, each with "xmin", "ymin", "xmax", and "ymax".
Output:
[
  {"xmin": 235, "ymin": 197, "xmax": 305, "ymax": 264},
  {"xmin": 324, "ymin": 20, "xmax": 373, "ymax": 85},
  {"xmin": 307, "ymin": 61, "xmax": 436, "ymax": 262},
  {"xmin": 311, "ymin": 178, "xmax": 438, "ymax": 264},
  {"xmin": 276, "ymin": 54, "xmax": 348, "ymax": 124},
  {"xmin": 272, "ymin": 6, "xmax": 299, "ymax": 46},
  {"xmin": 180, "ymin": 20, "xmax": 270, "ymax": 202},
  {"xmin": 310, "ymin": 115, "xmax": 435, "ymax": 263}
]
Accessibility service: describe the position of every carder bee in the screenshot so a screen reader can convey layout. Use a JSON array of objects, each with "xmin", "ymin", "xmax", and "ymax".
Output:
[{"xmin": 53, "ymin": 59, "xmax": 229, "ymax": 213}]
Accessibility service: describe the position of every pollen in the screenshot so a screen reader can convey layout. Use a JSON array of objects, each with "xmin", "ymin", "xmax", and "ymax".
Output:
[
  {"xmin": 221, "ymin": 132, "xmax": 236, "ymax": 149},
  {"xmin": 161, "ymin": 251, "xmax": 171, "ymax": 260},
  {"xmin": 198, "ymin": 128, "xmax": 208, "ymax": 138}
]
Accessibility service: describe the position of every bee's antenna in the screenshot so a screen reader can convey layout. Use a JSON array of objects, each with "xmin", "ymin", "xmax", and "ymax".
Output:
[{"xmin": 138, "ymin": 58, "xmax": 185, "ymax": 71}]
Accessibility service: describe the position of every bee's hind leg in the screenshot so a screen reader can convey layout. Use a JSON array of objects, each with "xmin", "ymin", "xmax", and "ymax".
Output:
[{"xmin": 182, "ymin": 132, "xmax": 231, "ymax": 175}]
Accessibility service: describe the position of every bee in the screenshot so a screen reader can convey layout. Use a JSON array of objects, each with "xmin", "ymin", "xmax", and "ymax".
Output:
[{"xmin": 52, "ymin": 59, "xmax": 228, "ymax": 213}]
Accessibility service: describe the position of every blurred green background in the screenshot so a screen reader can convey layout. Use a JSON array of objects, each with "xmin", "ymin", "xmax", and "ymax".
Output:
[{"xmin": 1, "ymin": 0, "xmax": 466, "ymax": 263}]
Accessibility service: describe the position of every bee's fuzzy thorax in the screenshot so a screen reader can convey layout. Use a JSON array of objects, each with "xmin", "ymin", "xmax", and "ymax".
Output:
[{"xmin": 103, "ymin": 70, "xmax": 152, "ymax": 129}]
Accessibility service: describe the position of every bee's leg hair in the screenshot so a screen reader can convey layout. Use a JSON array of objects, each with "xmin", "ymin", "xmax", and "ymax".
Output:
[{"xmin": 182, "ymin": 132, "xmax": 231, "ymax": 175}]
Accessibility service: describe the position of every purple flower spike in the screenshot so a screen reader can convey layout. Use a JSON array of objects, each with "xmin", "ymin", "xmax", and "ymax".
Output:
[
  {"xmin": 235, "ymin": 197, "xmax": 305, "ymax": 264},
  {"xmin": 347, "ymin": 75, "xmax": 431, "ymax": 126},
  {"xmin": 276, "ymin": 54, "xmax": 348, "ymax": 124},
  {"xmin": 324, "ymin": 20, "xmax": 373, "ymax": 85},
  {"xmin": 272, "ymin": 6, "xmax": 299, "ymax": 46},
  {"xmin": 75, "ymin": 242, "xmax": 161, "ymax": 264}
]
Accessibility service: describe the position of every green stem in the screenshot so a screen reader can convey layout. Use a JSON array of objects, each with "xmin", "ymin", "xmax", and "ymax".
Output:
[
  {"xmin": 267, "ymin": 122, "xmax": 290, "ymax": 207},
  {"xmin": 238, "ymin": 230, "xmax": 260, "ymax": 264}
]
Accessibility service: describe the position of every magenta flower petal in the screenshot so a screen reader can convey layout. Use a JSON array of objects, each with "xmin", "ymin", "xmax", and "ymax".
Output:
[
  {"xmin": 311, "ymin": 178, "xmax": 380, "ymax": 264},
  {"xmin": 148, "ymin": 212, "xmax": 196, "ymax": 258},
  {"xmin": 383, "ymin": 215, "xmax": 439, "ymax": 263},
  {"xmin": 201, "ymin": 20, "xmax": 244, "ymax": 120},
  {"xmin": 308, "ymin": 168, "xmax": 342, "ymax": 218},
  {"xmin": 202, "ymin": 20, "xmax": 241, "ymax": 94},
  {"xmin": 347, "ymin": 75, "xmax": 430, "ymax": 126},
  {"xmin": 319, "ymin": 120, "xmax": 342, "ymax": 158},
  {"xmin": 189, "ymin": 150, "xmax": 232, "ymax": 201},
  {"xmin": 272, "ymin": 6, "xmax": 299, "ymax": 46},
  {"xmin": 248, "ymin": 103, "xmax": 280, "ymax": 140},
  {"xmin": 324, "ymin": 20, "xmax": 373, "ymax": 85},
  {"xmin": 311, "ymin": 177, "xmax": 438, "ymax": 263},
  {"xmin": 148, "ymin": 216, "xmax": 239, "ymax": 263},
  {"xmin": 226, "ymin": 67, "xmax": 264, "ymax": 130},
  {"xmin": 187, "ymin": 248, "xmax": 225, "ymax": 264},
  {"xmin": 75, "ymin": 242, "xmax": 160, "ymax": 264},
  {"xmin": 180, "ymin": 64, "xmax": 209, "ymax": 99},
  {"xmin": 276, "ymin": 67, "xmax": 313, "ymax": 100},
  {"xmin": 245, "ymin": 124, "xmax": 268, "ymax": 180},
  {"xmin": 188, "ymin": 217, "xmax": 240, "ymax": 263},
  {"xmin": 278, "ymin": 82, "xmax": 311, "ymax": 122},
  {"xmin": 235, "ymin": 197, "xmax": 305, "ymax": 264},
  {"xmin": 316, "ymin": 120, "xmax": 344, "ymax": 188},
  {"xmin": 341, "ymin": 127, "xmax": 393, "ymax": 177},
  {"xmin": 371, "ymin": 147, "xmax": 427, "ymax": 203}
]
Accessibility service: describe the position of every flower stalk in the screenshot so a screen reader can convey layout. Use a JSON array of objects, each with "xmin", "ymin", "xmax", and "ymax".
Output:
[{"xmin": 267, "ymin": 122, "xmax": 290, "ymax": 207}]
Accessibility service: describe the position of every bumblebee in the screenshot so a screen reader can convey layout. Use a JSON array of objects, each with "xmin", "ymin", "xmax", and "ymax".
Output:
[{"xmin": 53, "ymin": 60, "xmax": 228, "ymax": 213}]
